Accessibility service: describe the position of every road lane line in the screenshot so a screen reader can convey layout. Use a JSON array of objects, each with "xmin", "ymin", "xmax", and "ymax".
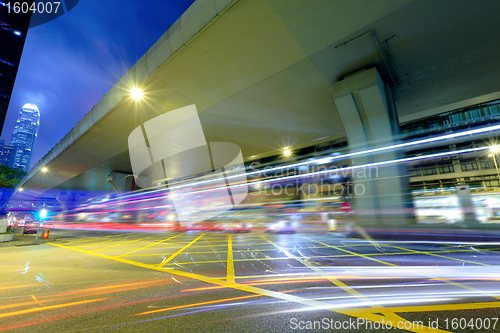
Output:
[
  {"xmin": 344, "ymin": 301, "xmax": 500, "ymax": 314},
  {"xmin": 94, "ymin": 235, "xmax": 155, "ymax": 252},
  {"xmin": 310, "ymin": 239, "xmax": 500, "ymax": 301},
  {"xmin": 227, "ymin": 235, "xmax": 235, "ymax": 283},
  {"xmin": 75, "ymin": 239, "xmax": 123, "ymax": 247},
  {"xmin": 261, "ymin": 236, "xmax": 366, "ymax": 297},
  {"xmin": 378, "ymin": 243, "xmax": 500, "ymax": 299},
  {"xmin": 62, "ymin": 233, "xmax": 126, "ymax": 245},
  {"xmin": 157, "ymin": 234, "xmax": 204, "ymax": 267},
  {"xmin": 260, "ymin": 236, "xmax": 436, "ymax": 331},
  {"xmin": 48, "ymin": 242, "xmax": 452, "ymax": 333},
  {"xmin": 382, "ymin": 243, "xmax": 490, "ymax": 266},
  {"xmin": 29, "ymin": 295, "xmax": 44, "ymax": 306},
  {"xmin": 305, "ymin": 237, "xmax": 397, "ymax": 266},
  {"xmin": 118, "ymin": 233, "xmax": 185, "ymax": 257},
  {"xmin": 138, "ymin": 248, "xmax": 483, "ymax": 263}
]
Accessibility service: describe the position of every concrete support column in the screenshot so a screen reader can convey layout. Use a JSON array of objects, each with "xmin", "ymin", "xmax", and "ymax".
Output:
[{"xmin": 333, "ymin": 68, "xmax": 414, "ymax": 226}]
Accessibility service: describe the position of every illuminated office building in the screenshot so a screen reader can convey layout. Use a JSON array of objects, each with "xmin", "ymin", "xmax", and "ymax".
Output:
[{"xmin": 8, "ymin": 103, "xmax": 40, "ymax": 171}]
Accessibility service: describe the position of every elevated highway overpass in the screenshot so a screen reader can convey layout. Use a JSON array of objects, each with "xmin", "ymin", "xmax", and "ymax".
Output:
[{"xmin": 16, "ymin": 0, "xmax": 500, "ymax": 225}]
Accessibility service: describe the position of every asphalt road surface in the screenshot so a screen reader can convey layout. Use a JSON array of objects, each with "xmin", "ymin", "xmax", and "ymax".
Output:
[{"xmin": 2, "ymin": 229, "xmax": 500, "ymax": 332}]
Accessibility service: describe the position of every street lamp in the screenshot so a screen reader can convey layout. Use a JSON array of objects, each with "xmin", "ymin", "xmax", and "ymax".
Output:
[
  {"xmin": 131, "ymin": 88, "xmax": 143, "ymax": 100},
  {"xmin": 35, "ymin": 209, "xmax": 48, "ymax": 241},
  {"xmin": 41, "ymin": 167, "xmax": 48, "ymax": 172},
  {"xmin": 283, "ymin": 147, "xmax": 291, "ymax": 157}
]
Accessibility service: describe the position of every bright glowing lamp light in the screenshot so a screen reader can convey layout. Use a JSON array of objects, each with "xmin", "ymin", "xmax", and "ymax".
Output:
[
  {"xmin": 491, "ymin": 145, "xmax": 500, "ymax": 154},
  {"xmin": 18, "ymin": 188, "xmax": 23, "ymax": 192},
  {"xmin": 40, "ymin": 209, "xmax": 47, "ymax": 219},
  {"xmin": 131, "ymin": 88, "xmax": 143, "ymax": 100},
  {"xmin": 489, "ymin": 153, "xmax": 494, "ymax": 157},
  {"xmin": 283, "ymin": 147, "xmax": 291, "ymax": 157},
  {"xmin": 41, "ymin": 167, "xmax": 48, "ymax": 172}
]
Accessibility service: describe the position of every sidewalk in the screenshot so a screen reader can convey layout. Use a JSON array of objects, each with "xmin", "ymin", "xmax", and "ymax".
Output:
[{"xmin": 0, "ymin": 230, "xmax": 58, "ymax": 247}]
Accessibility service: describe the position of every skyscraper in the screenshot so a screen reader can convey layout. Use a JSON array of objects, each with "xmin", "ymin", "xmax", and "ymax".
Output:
[{"xmin": 8, "ymin": 103, "xmax": 40, "ymax": 171}]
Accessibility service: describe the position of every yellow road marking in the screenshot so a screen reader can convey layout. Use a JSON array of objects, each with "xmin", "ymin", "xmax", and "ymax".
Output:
[
  {"xmin": 345, "ymin": 301, "xmax": 500, "ymax": 315},
  {"xmin": 62, "ymin": 233, "xmax": 126, "ymax": 245},
  {"xmin": 307, "ymin": 240, "xmax": 500, "ymax": 302},
  {"xmin": 157, "ymin": 234, "xmax": 204, "ymax": 267},
  {"xmin": 109, "ymin": 242, "xmax": 275, "ymax": 251},
  {"xmin": 313, "ymin": 240, "xmax": 500, "ymax": 304},
  {"xmin": 261, "ymin": 236, "xmax": 421, "ymax": 329},
  {"xmin": 262, "ymin": 236, "xmax": 365, "ymax": 297},
  {"xmin": 74, "ymin": 238, "xmax": 130, "ymax": 247},
  {"xmin": 383, "ymin": 243, "xmax": 489, "ymax": 266},
  {"xmin": 118, "ymin": 233, "xmax": 184, "ymax": 257},
  {"xmin": 47, "ymin": 242, "xmax": 454, "ymax": 333},
  {"xmin": 227, "ymin": 235, "xmax": 235, "ymax": 283},
  {"xmin": 94, "ymin": 235, "xmax": 155, "ymax": 252},
  {"xmin": 29, "ymin": 295, "xmax": 44, "ymax": 306},
  {"xmin": 125, "ymin": 248, "xmax": 486, "ymax": 263},
  {"xmin": 378, "ymin": 243, "xmax": 500, "ymax": 301},
  {"xmin": 304, "ymin": 237, "xmax": 396, "ymax": 266}
]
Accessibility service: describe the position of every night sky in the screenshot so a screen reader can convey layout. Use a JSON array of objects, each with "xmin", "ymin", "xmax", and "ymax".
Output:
[{"xmin": 2, "ymin": 0, "xmax": 195, "ymax": 168}]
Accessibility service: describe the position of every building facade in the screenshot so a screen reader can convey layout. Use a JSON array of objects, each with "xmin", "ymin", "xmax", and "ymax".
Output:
[{"xmin": 0, "ymin": 139, "xmax": 14, "ymax": 167}]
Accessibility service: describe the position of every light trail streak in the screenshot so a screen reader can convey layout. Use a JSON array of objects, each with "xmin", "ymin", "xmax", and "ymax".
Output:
[
  {"xmin": 161, "ymin": 124, "xmax": 500, "ymax": 194},
  {"xmin": 110, "ymin": 301, "xmax": 267, "ymax": 330},
  {"xmin": 299, "ymin": 297, "xmax": 455, "ymax": 312},
  {"xmin": 132, "ymin": 294, "xmax": 263, "ymax": 316},
  {"xmin": 0, "ymin": 284, "xmax": 38, "ymax": 291},
  {"xmin": 0, "ymin": 291, "xmax": 212, "ymax": 331},
  {"xmin": 0, "ymin": 298, "xmax": 111, "ymax": 319},
  {"xmin": 169, "ymin": 146, "xmax": 489, "ymax": 199},
  {"xmin": 66, "ymin": 124, "xmax": 500, "ymax": 211},
  {"xmin": 55, "ymin": 144, "xmax": 493, "ymax": 226},
  {"xmin": 166, "ymin": 128, "xmax": 498, "ymax": 192},
  {"xmin": 35, "ymin": 279, "xmax": 172, "ymax": 299},
  {"xmin": 77, "ymin": 144, "xmax": 486, "ymax": 218}
]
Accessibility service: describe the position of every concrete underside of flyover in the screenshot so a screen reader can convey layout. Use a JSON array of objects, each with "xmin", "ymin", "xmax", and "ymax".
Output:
[{"xmin": 20, "ymin": 0, "xmax": 500, "ymax": 191}]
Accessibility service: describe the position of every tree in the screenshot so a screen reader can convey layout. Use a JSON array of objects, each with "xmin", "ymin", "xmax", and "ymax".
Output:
[{"xmin": 0, "ymin": 165, "xmax": 26, "ymax": 188}]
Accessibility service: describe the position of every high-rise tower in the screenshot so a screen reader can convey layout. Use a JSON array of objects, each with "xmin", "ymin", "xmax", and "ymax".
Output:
[{"xmin": 9, "ymin": 103, "xmax": 39, "ymax": 171}]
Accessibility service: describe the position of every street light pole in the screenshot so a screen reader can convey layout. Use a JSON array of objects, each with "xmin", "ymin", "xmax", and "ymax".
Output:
[
  {"xmin": 493, "ymin": 155, "xmax": 500, "ymax": 181},
  {"xmin": 35, "ymin": 208, "xmax": 47, "ymax": 242},
  {"xmin": 489, "ymin": 146, "xmax": 500, "ymax": 186}
]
